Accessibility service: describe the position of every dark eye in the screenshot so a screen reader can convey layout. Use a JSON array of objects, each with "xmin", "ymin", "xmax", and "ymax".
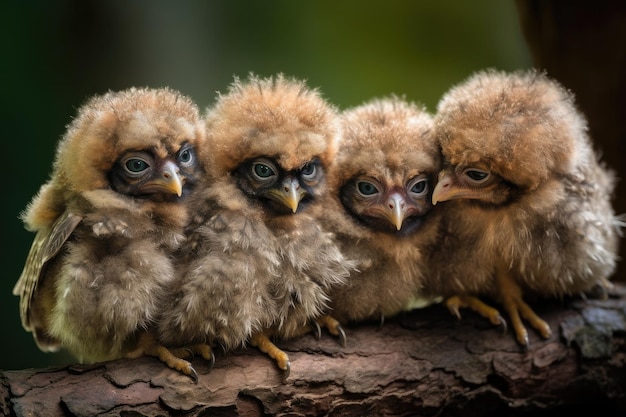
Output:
[
  {"xmin": 300, "ymin": 163, "xmax": 317, "ymax": 180},
  {"xmin": 357, "ymin": 181, "xmax": 379, "ymax": 196},
  {"xmin": 125, "ymin": 158, "xmax": 149, "ymax": 173},
  {"xmin": 464, "ymin": 169, "xmax": 490, "ymax": 183},
  {"xmin": 177, "ymin": 147, "xmax": 194, "ymax": 166},
  {"xmin": 253, "ymin": 162, "xmax": 275, "ymax": 179},
  {"xmin": 409, "ymin": 179, "xmax": 428, "ymax": 195}
]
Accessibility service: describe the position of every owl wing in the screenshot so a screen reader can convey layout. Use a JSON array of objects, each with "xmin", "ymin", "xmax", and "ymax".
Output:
[{"xmin": 13, "ymin": 210, "xmax": 83, "ymax": 331}]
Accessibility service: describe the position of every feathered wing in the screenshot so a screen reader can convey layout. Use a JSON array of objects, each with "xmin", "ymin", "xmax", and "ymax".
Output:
[{"xmin": 14, "ymin": 209, "xmax": 82, "ymax": 350}]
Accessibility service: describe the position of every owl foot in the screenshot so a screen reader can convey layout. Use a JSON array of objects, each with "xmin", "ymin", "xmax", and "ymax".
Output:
[
  {"xmin": 126, "ymin": 332, "xmax": 199, "ymax": 383},
  {"xmin": 495, "ymin": 269, "xmax": 552, "ymax": 347},
  {"xmin": 501, "ymin": 296, "xmax": 552, "ymax": 347},
  {"xmin": 445, "ymin": 295, "xmax": 507, "ymax": 333},
  {"xmin": 170, "ymin": 344, "xmax": 215, "ymax": 371},
  {"xmin": 251, "ymin": 332, "xmax": 291, "ymax": 381},
  {"xmin": 315, "ymin": 315, "xmax": 347, "ymax": 347}
]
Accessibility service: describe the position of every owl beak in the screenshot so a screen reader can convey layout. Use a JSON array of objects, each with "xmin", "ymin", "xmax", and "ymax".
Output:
[
  {"xmin": 269, "ymin": 177, "xmax": 306, "ymax": 213},
  {"xmin": 385, "ymin": 193, "xmax": 407, "ymax": 231},
  {"xmin": 432, "ymin": 172, "xmax": 469, "ymax": 205},
  {"xmin": 145, "ymin": 160, "xmax": 184, "ymax": 197},
  {"xmin": 433, "ymin": 171, "xmax": 489, "ymax": 205}
]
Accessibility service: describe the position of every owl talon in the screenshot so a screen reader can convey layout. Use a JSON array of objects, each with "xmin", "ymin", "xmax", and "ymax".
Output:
[
  {"xmin": 313, "ymin": 320, "xmax": 322, "ymax": 340},
  {"xmin": 445, "ymin": 295, "xmax": 503, "ymax": 329},
  {"xmin": 444, "ymin": 296, "xmax": 463, "ymax": 320},
  {"xmin": 282, "ymin": 361, "xmax": 291, "ymax": 382},
  {"xmin": 498, "ymin": 316, "xmax": 508, "ymax": 334},
  {"xmin": 207, "ymin": 350, "xmax": 216, "ymax": 371},
  {"xmin": 337, "ymin": 325, "xmax": 347, "ymax": 348},
  {"xmin": 184, "ymin": 348, "xmax": 195, "ymax": 360},
  {"xmin": 188, "ymin": 366, "xmax": 199, "ymax": 384},
  {"xmin": 315, "ymin": 315, "xmax": 347, "ymax": 346}
]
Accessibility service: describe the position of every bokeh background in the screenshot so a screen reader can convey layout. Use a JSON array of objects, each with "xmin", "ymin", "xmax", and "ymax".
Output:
[{"xmin": 2, "ymin": 0, "xmax": 624, "ymax": 371}]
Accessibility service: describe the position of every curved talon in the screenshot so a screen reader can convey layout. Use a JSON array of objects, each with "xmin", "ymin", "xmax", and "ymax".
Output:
[
  {"xmin": 337, "ymin": 324, "xmax": 347, "ymax": 348},
  {"xmin": 448, "ymin": 304, "xmax": 462, "ymax": 320},
  {"xmin": 498, "ymin": 316, "xmax": 508, "ymax": 334},
  {"xmin": 379, "ymin": 313, "xmax": 385, "ymax": 329},
  {"xmin": 188, "ymin": 366, "xmax": 199, "ymax": 384},
  {"xmin": 282, "ymin": 361, "xmax": 291, "ymax": 382},
  {"xmin": 207, "ymin": 350, "xmax": 216, "ymax": 371},
  {"xmin": 313, "ymin": 320, "xmax": 322, "ymax": 341},
  {"xmin": 184, "ymin": 348, "xmax": 195, "ymax": 360}
]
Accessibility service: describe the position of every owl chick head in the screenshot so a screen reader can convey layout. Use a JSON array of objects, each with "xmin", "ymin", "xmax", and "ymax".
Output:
[
  {"xmin": 333, "ymin": 96, "xmax": 438, "ymax": 190},
  {"xmin": 204, "ymin": 73, "xmax": 340, "ymax": 178},
  {"xmin": 54, "ymin": 87, "xmax": 204, "ymax": 194},
  {"xmin": 333, "ymin": 96, "xmax": 439, "ymax": 234},
  {"xmin": 434, "ymin": 68, "xmax": 588, "ymax": 192}
]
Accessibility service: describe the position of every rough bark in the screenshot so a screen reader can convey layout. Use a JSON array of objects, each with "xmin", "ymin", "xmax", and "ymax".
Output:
[{"xmin": 2, "ymin": 285, "xmax": 626, "ymax": 417}]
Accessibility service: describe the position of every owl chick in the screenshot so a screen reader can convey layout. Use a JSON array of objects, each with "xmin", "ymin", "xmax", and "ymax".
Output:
[
  {"xmin": 157, "ymin": 73, "xmax": 354, "ymax": 378},
  {"xmin": 13, "ymin": 87, "xmax": 205, "ymax": 373},
  {"xmin": 316, "ymin": 96, "xmax": 442, "ymax": 330},
  {"xmin": 429, "ymin": 68, "xmax": 623, "ymax": 346}
]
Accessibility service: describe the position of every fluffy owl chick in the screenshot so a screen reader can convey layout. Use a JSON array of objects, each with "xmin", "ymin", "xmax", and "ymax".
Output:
[
  {"xmin": 13, "ymin": 87, "xmax": 205, "ymax": 371},
  {"xmin": 317, "ymin": 96, "xmax": 442, "ymax": 329},
  {"xmin": 157, "ymin": 73, "xmax": 354, "ymax": 378},
  {"xmin": 430, "ymin": 69, "xmax": 623, "ymax": 346}
]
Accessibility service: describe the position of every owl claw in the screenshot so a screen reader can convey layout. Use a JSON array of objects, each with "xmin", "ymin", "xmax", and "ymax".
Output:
[
  {"xmin": 206, "ymin": 350, "xmax": 215, "ymax": 371},
  {"xmin": 498, "ymin": 316, "xmax": 508, "ymax": 334},
  {"xmin": 315, "ymin": 315, "xmax": 347, "ymax": 347},
  {"xmin": 184, "ymin": 348, "xmax": 195, "ymax": 360},
  {"xmin": 282, "ymin": 361, "xmax": 291, "ymax": 382},
  {"xmin": 313, "ymin": 321, "xmax": 322, "ymax": 340},
  {"xmin": 337, "ymin": 324, "xmax": 347, "ymax": 348},
  {"xmin": 188, "ymin": 366, "xmax": 199, "ymax": 384}
]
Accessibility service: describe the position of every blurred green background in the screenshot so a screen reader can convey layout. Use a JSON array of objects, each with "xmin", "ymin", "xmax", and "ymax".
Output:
[{"xmin": 1, "ymin": 0, "xmax": 533, "ymax": 371}]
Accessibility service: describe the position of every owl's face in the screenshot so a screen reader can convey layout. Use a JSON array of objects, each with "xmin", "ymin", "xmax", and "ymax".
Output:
[
  {"xmin": 234, "ymin": 156, "xmax": 324, "ymax": 215},
  {"xmin": 432, "ymin": 160, "xmax": 520, "ymax": 208},
  {"xmin": 340, "ymin": 171, "xmax": 433, "ymax": 236},
  {"xmin": 108, "ymin": 141, "xmax": 200, "ymax": 202}
]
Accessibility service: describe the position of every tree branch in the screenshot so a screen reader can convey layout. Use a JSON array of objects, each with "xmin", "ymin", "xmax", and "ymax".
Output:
[{"xmin": 3, "ymin": 285, "xmax": 626, "ymax": 417}]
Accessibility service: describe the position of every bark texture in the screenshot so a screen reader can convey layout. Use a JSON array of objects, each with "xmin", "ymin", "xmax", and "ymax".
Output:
[{"xmin": 2, "ymin": 285, "xmax": 626, "ymax": 417}]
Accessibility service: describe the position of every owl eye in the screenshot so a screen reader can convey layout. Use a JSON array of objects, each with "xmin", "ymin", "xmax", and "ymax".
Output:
[
  {"xmin": 177, "ymin": 145, "xmax": 195, "ymax": 166},
  {"xmin": 300, "ymin": 162, "xmax": 318, "ymax": 181},
  {"xmin": 464, "ymin": 168, "xmax": 490, "ymax": 184},
  {"xmin": 125, "ymin": 158, "xmax": 150, "ymax": 173},
  {"xmin": 252, "ymin": 161, "xmax": 276, "ymax": 179},
  {"xmin": 408, "ymin": 178, "xmax": 428, "ymax": 196},
  {"xmin": 357, "ymin": 181, "xmax": 379, "ymax": 196}
]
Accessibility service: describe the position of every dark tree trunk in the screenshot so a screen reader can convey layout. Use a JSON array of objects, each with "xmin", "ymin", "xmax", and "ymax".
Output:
[
  {"xmin": 2, "ymin": 285, "xmax": 625, "ymax": 417},
  {"xmin": 515, "ymin": 0, "xmax": 626, "ymax": 283}
]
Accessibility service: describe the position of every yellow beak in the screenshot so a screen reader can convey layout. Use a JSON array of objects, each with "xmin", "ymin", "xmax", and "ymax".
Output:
[
  {"xmin": 268, "ymin": 177, "xmax": 306, "ymax": 213},
  {"xmin": 146, "ymin": 160, "xmax": 183, "ymax": 197}
]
